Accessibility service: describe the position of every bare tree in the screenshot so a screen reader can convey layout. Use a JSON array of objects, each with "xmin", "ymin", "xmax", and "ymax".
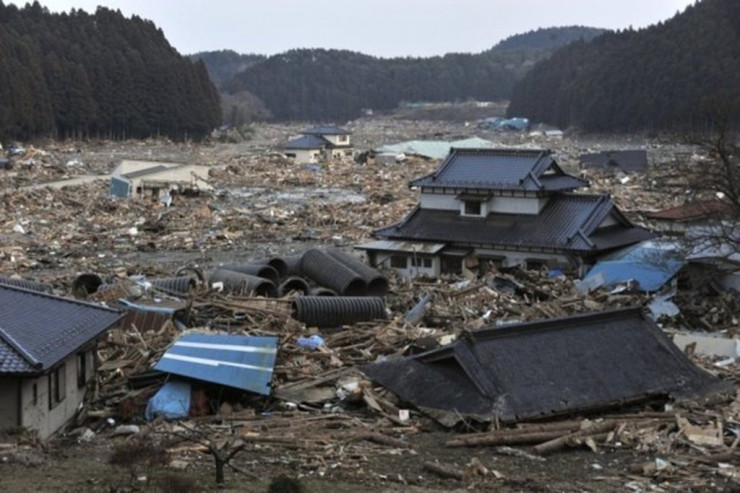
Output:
[{"xmin": 680, "ymin": 95, "xmax": 740, "ymax": 259}]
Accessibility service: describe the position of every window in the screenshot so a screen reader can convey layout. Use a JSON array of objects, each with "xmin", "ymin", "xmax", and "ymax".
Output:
[
  {"xmin": 411, "ymin": 257, "xmax": 433, "ymax": 268},
  {"xmin": 526, "ymin": 259, "xmax": 548, "ymax": 271},
  {"xmin": 464, "ymin": 200, "xmax": 482, "ymax": 216},
  {"xmin": 77, "ymin": 352, "xmax": 87, "ymax": 389},
  {"xmin": 338, "ymin": 135, "xmax": 348, "ymax": 143},
  {"xmin": 48, "ymin": 363, "xmax": 66, "ymax": 409},
  {"xmin": 32, "ymin": 383, "xmax": 38, "ymax": 406},
  {"xmin": 390, "ymin": 255, "xmax": 407, "ymax": 268}
]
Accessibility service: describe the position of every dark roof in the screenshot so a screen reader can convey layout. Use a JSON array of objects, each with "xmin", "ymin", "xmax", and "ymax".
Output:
[
  {"xmin": 410, "ymin": 148, "xmax": 587, "ymax": 192},
  {"xmin": 361, "ymin": 308, "xmax": 727, "ymax": 425},
  {"xmin": 122, "ymin": 165, "xmax": 170, "ymax": 179},
  {"xmin": 375, "ymin": 194, "xmax": 653, "ymax": 253},
  {"xmin": 284, "ymin": 134, "xmax": 331, "ymax": 150},
  {"xmin": 0, "ymin": 285, "xmax": 123, "ymax": 375},
  {"xmin": 644, "ymin": 200, "xmax": 732, "ymax": 221},
  {"xmin": 301, "ymin": 125, "xmax": 352, "ymax": 136},
  {"xmin": 579, "ymin": 150, "xmax": 648, "ymax": 173}
]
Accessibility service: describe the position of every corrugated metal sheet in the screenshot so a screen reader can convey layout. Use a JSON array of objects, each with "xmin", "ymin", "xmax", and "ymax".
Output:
[
  {"xmin": 378, "ymin": 137, "xmax": 497, "ymax": 160},
  {"xmin": 154, "ymin": 333, "xmax": 278, "ymax": 395}
]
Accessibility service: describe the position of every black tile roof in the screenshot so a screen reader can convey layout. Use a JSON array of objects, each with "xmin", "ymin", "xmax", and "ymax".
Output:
[
  {"xmin": 375, "ymin": 194, "xmax": 653, "ymax": 253},
  {"xmin": 301, "ymin": 125, "xmax": 352, "ymax": 136},
  {"xmin": 362, "ymin": 308, "xmax": 727, "ymax": 424},
  {"xmin": 410, "ymin": 148, "xmax": 587, "ymax": 192},
  {"xmin": 284, "ymin": 134, "xmax": 331, "ymax": 150},
  {"xmin": 580, "ymin": 150, "xmax": 648, "ymax": 172},
  {"xmin": 0, "ymin": 285, "xmax": 123, "ymax": 375}
]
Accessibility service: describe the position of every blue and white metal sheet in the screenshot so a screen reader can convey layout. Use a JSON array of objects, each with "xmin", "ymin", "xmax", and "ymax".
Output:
[{"xmin": 154, "ymin": 333, "xmax": 278, "ymax": 395}]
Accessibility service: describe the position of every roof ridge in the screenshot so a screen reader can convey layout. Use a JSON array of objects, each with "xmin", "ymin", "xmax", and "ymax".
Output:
[{"xmin": 0, "ymin": 326, "xmax": 41, "ymax": 368}]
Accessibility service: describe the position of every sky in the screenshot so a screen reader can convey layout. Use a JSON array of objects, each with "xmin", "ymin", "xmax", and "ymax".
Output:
[{"xmin": 5, "ymin": 0, "xmax": 697, "ymax": 58}]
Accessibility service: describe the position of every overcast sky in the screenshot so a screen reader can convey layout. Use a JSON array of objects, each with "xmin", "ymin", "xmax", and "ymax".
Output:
[{"xmin": 6, "ymin": 0, "xmax": 696, "ymax": 57}]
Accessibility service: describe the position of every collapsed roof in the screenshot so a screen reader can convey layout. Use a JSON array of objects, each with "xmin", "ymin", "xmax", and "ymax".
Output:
[{"xmin": 362, "ymin": 308, "xmax": 727, "ymax": 426}]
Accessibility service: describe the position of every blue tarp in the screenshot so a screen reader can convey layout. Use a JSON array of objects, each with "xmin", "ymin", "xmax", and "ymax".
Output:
[
  {"xmin": 154, "ymin": 333, "xmax": 279, "ymax": 395},
  {"xmin": 583, "ymin": 240, "xmax": 685, "ymax": 292},
  {"xmin": 145, "ymin": 380, "xmax": 191, "ymax": 422}
]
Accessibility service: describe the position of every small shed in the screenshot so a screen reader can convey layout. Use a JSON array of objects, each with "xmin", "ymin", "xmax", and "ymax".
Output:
[{"xmin": 110, "ymin": 160, "xmax": 212, "ymax": 200}]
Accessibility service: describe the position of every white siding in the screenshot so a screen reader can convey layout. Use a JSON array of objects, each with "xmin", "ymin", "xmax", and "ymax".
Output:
[
  {"xmin": 372, "ymin": 252, "xmax": 440, "ymax": 279},
  {"xmin": 489, "ymin": 196, "xmax": 547, "ymax": 214},
  {"xmin": 420, "ymin": 193, "xmax": 458, "ymax": 210},
  {"xmin": 475, "ymin": 248, "xmax": 571, "ymax": 270},
  {"xmin": 288, "ymin": 149, "xmax": 321, "ymax": 164},
  {"xmin": 323, "ymin": 134, "xmax": 351, "ymax": 146},
  {"xmin": 19, "ymin": 352, "xmax": 92, "ymax": 439}
]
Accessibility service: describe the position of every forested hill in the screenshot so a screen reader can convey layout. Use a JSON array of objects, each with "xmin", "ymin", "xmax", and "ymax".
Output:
[
  {"xmin": 206, "ymin": 26, "xmax": 603, "ymax": 122},
  {"xmin": 507, "ymin": 0, "xmax": 739, "ymax": 133},
  {"xmin": 0, "ymin": 2, "xmax": 221, "ymax": 142}
]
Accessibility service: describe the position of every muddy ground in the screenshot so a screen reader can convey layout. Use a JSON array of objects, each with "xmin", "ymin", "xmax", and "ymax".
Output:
[{"xmin": 0, "ymin": 119, "xmax": 736, "ymax": 492}]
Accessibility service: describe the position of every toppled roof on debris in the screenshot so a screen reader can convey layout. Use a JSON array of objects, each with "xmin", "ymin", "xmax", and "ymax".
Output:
[
  {"xmin": 154, "ymin": 332, "xmax": 278, "ymax": 395},
  {"xmin": 0, "ymin": 284, "xmax": 123, "ymax": 374},
  {"xmin": 409, "ymin": 148, "xmax": 587, "ymax": 192},
  {"xmin": 362, "ymin": 308, "xmax": 728, "ymax": 426},
  {"xmin": 580, "ymin": 150, "xmax": 648, "ymax": 173},
  {"xmin": 582, "ymin": 240, "xmax": 686, "ymax": 292},
  {"xmin": 377, "ymin": 137, "xmax": 496, "ymax": 160},
  {"xmin": 645, "ymin": 199, "xmax": 732, "ymax": 221},
  {"xmin": 375, "ymin": 194, "xmax": 654, "ymax": 254}
]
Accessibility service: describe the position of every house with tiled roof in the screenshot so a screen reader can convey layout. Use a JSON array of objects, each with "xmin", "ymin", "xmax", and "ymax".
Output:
[
  {"xmin": 284, "ymin": 125, "xmax": 353, "ymax": 163},
  {"xmin": 357, "ymin": 148, "xmax": 653, "ymax": 278},
  {"xmin": 0, "ymin": 285, "xmax": 123, "ymax": 438}
]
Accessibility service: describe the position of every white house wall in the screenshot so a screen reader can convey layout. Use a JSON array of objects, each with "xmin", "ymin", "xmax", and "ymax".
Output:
[
  {"xmin": 323, "ymin": 134, "xmax": 351, "ymax": 146},
  {"xmin": 290, "ymin": 149, "xmax": 321, "ymax": 163},
  {"xmin": 475, "ymin": 248, "xmax": 571, "ymax": 270},
  {"xmin": 420, "ymin": 193, "xmax": 547, "ymax": 215},
  {"xmin": 19, "ymin": 352, "xmax": 92, "ymax": 439},
  {"xmin": 371, "ymin": 251, "xmax": 440, "ymax": 278}
]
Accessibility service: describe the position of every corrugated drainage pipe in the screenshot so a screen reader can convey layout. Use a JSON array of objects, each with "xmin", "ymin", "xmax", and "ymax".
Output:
[
  {"xmin": 71, "ymin": 273, "xmax": 103, "ymax": 297},
  {"xmin": 0, "ymin": 276, "xmax": 53, "ymax": 294},
  {"xmin": 150, "ymin": 276, "xmax": 196, "ymax": 296},
  {"xmin": 217, "ymin": 263, "xmax": 280, "ymax": 285},
  {"xmin": 325, "ymin": 248, "xmax": 389, "ymax": 297},
  {"xmin": 252, "ymin": 257, "xmax": 289, "ymax": 279},
  {"xmin": 300, "ymin": 248, "xmax": 367, "ymax": 296},
  {"xmin": 282, "ymin": 254, "xmax": 304, "ymax": 278},
  {"xmin": 278, "ymin": 276, "xmax": 311, "ymax": 297},
  {"xmin": 309, "ymin": 287, "xmax": 337, "ymax": 297},
  {"xmin": 209, "ymin": 268, "xmax": 278, "ymax": 297},
  {"xmin": 291, "ymin": 296, "xmax": 387, "ymax": 328}
]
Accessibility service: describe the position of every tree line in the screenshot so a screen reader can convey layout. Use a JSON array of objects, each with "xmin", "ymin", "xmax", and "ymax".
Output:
[
  {"xmin": 0, "ymin": 2, "xmax": 221, "ymax": 142},
  {"xmin": 204, "ymin": 27, "xmax": 603, "ymax": 122},
  {"xmin": 507, "ymin": 0, "xmax": 740, "ymax": 133}
]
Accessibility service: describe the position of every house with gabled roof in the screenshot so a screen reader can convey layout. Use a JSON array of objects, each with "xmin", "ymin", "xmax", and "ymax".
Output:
[
  {"xmin": 110, "ymin": 159, "xmax": 213, "ymax": 201},
  {"xmin": 0, "ymin": 284, "xmax": 123, "ymax": 438},
  {"xmin": 284, "ymin": 125, "xmax": 353, "ymax": 163},
  {"xmin": 357, "ymin": 148, "xmax": 653, "ymax": 278}
]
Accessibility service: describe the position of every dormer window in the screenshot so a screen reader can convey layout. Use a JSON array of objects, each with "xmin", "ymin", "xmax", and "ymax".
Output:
[
  {"xmin": 464, "ymin": 200, "xmax": 481, "ymax": 215},
  {"xmin": 459, "ymin": 194, "xmax": 488, "ymax": 217}
]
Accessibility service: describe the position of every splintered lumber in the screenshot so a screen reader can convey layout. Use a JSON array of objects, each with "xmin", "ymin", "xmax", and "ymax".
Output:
[
  {"xmin": 533, "ymin": 420, "xmax": 618, "ymax": 455},
  {"xmin": 350, "ymin": 432, "xmax": 412, "ymax": 449},
  {"xmin": 446, "ymin": 428, "xmax": 575, "ymax": 447},
  {"xmin": 423, "ymin": 461, "xmax": 464, "ymax": 480}
]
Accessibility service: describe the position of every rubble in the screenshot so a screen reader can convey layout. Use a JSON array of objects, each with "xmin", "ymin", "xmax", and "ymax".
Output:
[{"xmin": 0, "ymin": 126, "xmax": 738, "ymax": 490}]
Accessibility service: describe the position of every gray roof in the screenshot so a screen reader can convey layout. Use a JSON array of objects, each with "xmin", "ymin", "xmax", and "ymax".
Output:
[
  {"xmin": 284, "ymin": 134, "xmax": 330, "ymax": 150},
  {"xmin": 0, "ymin": 285, "xmax": 123, "ymax": 375},
  {"xmin": 361, "ymin": 308, "xmax": 727, "ymax": 424},
  {"xmin": 410, "ymin": 148, "xmax": 587, "ymax": 192},
  {"xmin": 375, "ymin": 194, "xmax": 653, "ymax": 254},
  {"xmin": 301, "ymin": 125, "xmax": 352, "ymax": 136},
  {"xmin": 122, "ymin": 165, "xmax": 170, "ymax": 179},
  {"xmin": 580, "ymin": 150, "xmax": 649, "ymax": 173}
]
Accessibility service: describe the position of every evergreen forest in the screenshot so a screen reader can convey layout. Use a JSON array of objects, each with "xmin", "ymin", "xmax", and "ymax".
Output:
[
  {"xmin": 0, "ymin": 1, "xmax": 221, "ymax": 142},
  {"xmin": 203, "ymin": 27, "xmax": 604, "ymax": 122},
  {"xmin": 507, "ymin": 0, "xmax": 740, "ymax": 133}
]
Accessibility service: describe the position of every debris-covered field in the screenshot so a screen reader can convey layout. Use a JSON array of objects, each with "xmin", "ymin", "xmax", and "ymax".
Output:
[{"xmin": 1, "ymin": 119, "xmax": 739, "ymax": 492}]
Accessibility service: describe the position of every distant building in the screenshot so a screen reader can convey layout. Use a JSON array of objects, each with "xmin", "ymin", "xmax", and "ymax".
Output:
[
  {"xmin": 284, "ymin": 126, "xmax": 353, "ymax": 163},
  {"xmin": 110, "ymin": 160, "xmax": 213, "ymax": 200},
  {"xmin": 0, "ymin": 284, "xmax": 122, "ymax": 438},
  {"xmin": 358, "ymin": 148, "xmax": 653, "ymax": 278}
]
